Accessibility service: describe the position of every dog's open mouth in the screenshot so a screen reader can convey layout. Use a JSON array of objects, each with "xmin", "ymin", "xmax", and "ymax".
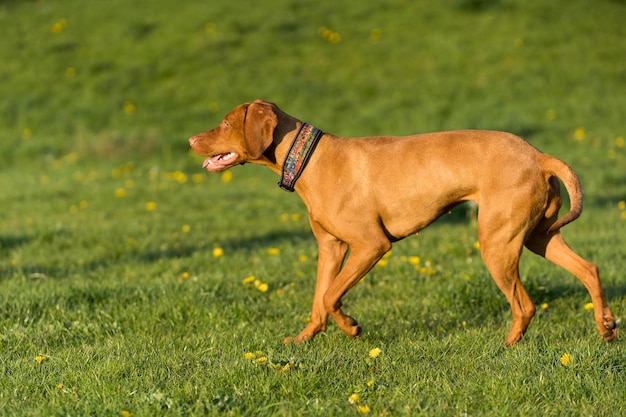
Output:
[{"xmin": 202, "ymin": 152, "xmax": 238, "ymax": 171}]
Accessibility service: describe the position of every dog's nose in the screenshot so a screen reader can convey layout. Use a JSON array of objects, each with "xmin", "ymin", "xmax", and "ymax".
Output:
[{"xmin": 189, "ymin": 136, "xmax": 197, "ymax": 147}]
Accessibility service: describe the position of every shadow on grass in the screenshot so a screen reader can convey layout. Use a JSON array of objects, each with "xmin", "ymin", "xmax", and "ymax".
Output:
[
  {"xmin": 0, "ymin": 234, "xmax": 32, "ymax": 252},
  {"xmin": 0, "ymin": 234, "xmax": 34, "ymax": 280},
  {"xmin": 0, "ymin": 229, "xmax": 315, "ymax": 280},
  {"xmin": 138, "ymin": 229, "xmax": 315, "ymax": 263},
  {"xmin": 587, "ymin": 189, "xmax": 626, "ymax": 210},
  {"xmin": 360, "ymin": 272, "xmax": 624, "ymax": 345}
]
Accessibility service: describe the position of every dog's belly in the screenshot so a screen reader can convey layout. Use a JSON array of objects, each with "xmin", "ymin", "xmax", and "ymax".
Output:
[{"xmin": 379, "ymin": 195, "xmax": 474, "ymax": 241}]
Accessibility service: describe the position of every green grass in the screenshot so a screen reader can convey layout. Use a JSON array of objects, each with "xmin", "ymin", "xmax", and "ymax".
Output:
[{"xmin": 1, "ymin": 0, "xmax": 625, "ymax": 415}]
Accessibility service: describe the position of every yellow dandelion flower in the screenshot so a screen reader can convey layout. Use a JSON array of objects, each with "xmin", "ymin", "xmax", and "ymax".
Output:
[
  {"xmin": 540, "ymin": 303, "xmax": 549, "ymax": 310},
  {"xmin": 50, "ymin": 19, "xmax": 66, "ymax": 34},
  {"xmin": 254, "ymin": 357, "xmax": 268, "ymax": 364},
  {"xmin": 243, "ymin": 352, "xmax": 256, "ymax": 360},
  {"xmin": 145, "ymin": 201, "xmax": 157, "ymax": 211},
  {"xmin": 191, "ymin": 173, "xmax": 204, "ymax": 183},
  {"xmin": 574, "ymin": 128, "xmax": 585, "ymax": 141},
  {"xmin": 279, "ymin": 213, "xmax": 289, "ymax": 222},
  {"xmin": 357, "ymin": 405, "xmax": 371, "ymax": 414},
  {"xmin": 255, "ymin": 280, "xmax": 269, "ymax": 293},
  {"xmin": 408, "ymin": 256, "xmax": 421, "ymax": 265},
  {"xmin": 34, "ymin": 355, "xmax": 47, "ymax": 364},
  {"xmin": 369, "ymin": 28, "xmax": 382, "ymax": 43},
  {"xmin": 221, "ymin": 171, "xmax": 233, "ymax": 183},
  {"xmin": 181, "ymin": 224, "xmax": 190, "ymax": 233},
  {"xmin": 56, "ymin": 383, "xmax": 64, "ymax": 390},
  {"xmin": 583, "ymin": 302, "xmax": 594, "ymax": 311},
  {"xmin": 319, "ymin": 27, "xmax": 341, "ymax": 43},
  {"xmin": 608, "ymin": 149, "xmax": 616, "ymax": 159},
  {"xmin": 64, "ymin": 152, "xmax": 78, "ymax": 163},
  {"xmin": 22, "ymin": 128, "xmax": 32, "ymax": 140},
  {"xmin": 376, "ymin": 259, "xmax": 388, "ymax": 267},
  {"xmin": 205, "ymin": 22, "xmax": 217, "ymax": 35},
  {"xmin": 178, "ymin": 272, "xmax": 189, "ymax": 282},
  {"xmin": 65, "ymin": 67, "xmax": 76, "ymax": 79},
  {"xmin": 119, "ymin": 411, "xmax": 132, "ymax": 417},
  {"xmin": 290, "ymin": 213, "xmax": 301, "ymax": 221},
  {"xmin": 170, "ymin": 171, "xmax": 187, "ymax": 184},
  {"xmin": 267, "ymin": 247, "xmax": 280, "ymax": 256},
  {"xmin": 473, "ymin": 241, "xmax": 480, "ymax": 249},
  {"xmin": 123, "ymin": 101, "xmax": 136, "ymax": 115},
  {"xmin": 618, "ymin": 201, "xmax": 625, "ymax": 210},
  {"xmin": 615, "ymin": 136, "xmax": 624, "ymax": 148},
  {"xmin": 242, "ymin": 275, "xmax": 255, "ymax": 284},
  {"xmin": 115, "ymin": 188, "xmax": 127, "ymax": 198},
  {"xmin": 621, "ymin": 211, "xmax": 626, "ymax": 220},
  {"xmin": 418, "ymin": 266, "xmax": 437, "ymax": 275},
  {"xmin": 348, "ymin": 393, "xmax": 360, "ymax": 404},
  {"xmin": 79, "ymin": 200, "xmax": 88, "ymax": 209},
  {"xmin": 212, "ymin": 247, "xmax": 223, "ymax": 258},
  {"xmin": 298, "ymin": 254, "xmax": 308, "ymax": 262},
  {"xmin": 366, "ymin": 379, "xmax": 375, "ymax": 387},
  {"xmin": 369, "ymin": 347, "xmax": 382, "ymax": 358},
  {"xmin": 560, "ymin": 353, "xmax": 572, "ymax": 366}
]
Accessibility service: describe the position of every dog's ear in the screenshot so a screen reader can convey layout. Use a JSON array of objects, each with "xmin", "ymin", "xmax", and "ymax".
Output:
[{"xmin": 244, "ymin": 100, "xmax": 278, "ymax": 159}]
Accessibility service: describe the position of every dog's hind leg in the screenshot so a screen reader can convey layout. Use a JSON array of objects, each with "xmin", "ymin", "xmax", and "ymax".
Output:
[
  {"xmin": 477, "ymin": 208, "xmax": 537, "ymax": 346},
  {"xmin": 525, "ymin": 231, "xmax": 617, "ymax": 342},
  {"xmin": 480, "ymin": 243, "xmax": 536, "ymax": 346}
]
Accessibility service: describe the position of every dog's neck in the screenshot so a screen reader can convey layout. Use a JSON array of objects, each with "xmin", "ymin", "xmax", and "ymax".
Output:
[{"xmin": 277, "ymin": 123, "xmax": 324, "ymax": 192}]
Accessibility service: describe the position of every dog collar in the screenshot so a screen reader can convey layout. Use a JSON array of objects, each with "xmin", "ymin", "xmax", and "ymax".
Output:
[{"xmin": 278, "ymin": 123, "xmax": 323, "ymax": 192}]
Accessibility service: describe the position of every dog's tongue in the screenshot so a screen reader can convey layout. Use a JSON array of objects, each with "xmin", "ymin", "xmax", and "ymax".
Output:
[{"xmin": 202, "ymin": 158, "xmax": 214, "ymax": 169}]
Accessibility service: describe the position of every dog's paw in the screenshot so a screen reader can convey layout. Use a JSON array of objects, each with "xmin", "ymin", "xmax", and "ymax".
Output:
[
  {"xmin": 503, "ymin": 332, "xmax": 523, "ymax": 348},
  {"xmin": 350, "ymin": 324, "xmax": 363, "ymax": 339},
  {"xmin": 602, "ymin": 322, "xmax": 617, "ymax": 343},
  {"xmin": 282, "ymin": 334, "xmax": 310, "ymax": 345},
  {"xmin": 602, "ymin": 317, "xmax": 618, "ymax": 342},
  {"xmin": 284, "ymin": 323, "xmax": 322, "ymax": 344},
  {"xmin": 343, "ymin": 315, "xmax": 362, "ymax": 339}
]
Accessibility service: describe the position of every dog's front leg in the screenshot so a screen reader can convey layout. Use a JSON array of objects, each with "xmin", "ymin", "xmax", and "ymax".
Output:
[
  {"xmin": 284, "ymin": 223, "xmax": 349, "ymax": 344},
  {"xmin": 323, "ymin": 239, "xmax": 391, "ymax": 339}
]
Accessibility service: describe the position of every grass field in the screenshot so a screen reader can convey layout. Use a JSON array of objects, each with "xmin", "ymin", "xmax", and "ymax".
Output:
[{"xmin": 1, "ymin": 0, "xmax": 625, "ymax": 415}]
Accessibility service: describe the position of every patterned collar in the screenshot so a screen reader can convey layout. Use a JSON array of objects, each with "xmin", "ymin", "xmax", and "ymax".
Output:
[{"xmin": 278, "ymin": 123, "xmax": 324, "ymax": 192}]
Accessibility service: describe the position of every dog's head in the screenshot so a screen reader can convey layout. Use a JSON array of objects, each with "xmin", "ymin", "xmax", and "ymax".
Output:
[{"xmin": 189, "ymin": 100, "xmax": 278, "ymax": 172}]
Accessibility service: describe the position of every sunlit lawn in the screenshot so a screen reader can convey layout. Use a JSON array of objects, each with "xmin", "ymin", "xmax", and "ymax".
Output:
[{"xmin": 1, "ymin": 0, "xmax": 625, "ymax": 415}]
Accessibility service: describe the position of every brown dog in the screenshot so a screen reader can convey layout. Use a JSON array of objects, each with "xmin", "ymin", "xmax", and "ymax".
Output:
[{"xmin": 189, "ymin": 99, "xmax": 617, "ymax": 346}]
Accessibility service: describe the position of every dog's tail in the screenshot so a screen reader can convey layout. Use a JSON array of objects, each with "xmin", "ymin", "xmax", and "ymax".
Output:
[{"xmin": 540, "ymin": 155, "xmax": 583, "ymax": 234}]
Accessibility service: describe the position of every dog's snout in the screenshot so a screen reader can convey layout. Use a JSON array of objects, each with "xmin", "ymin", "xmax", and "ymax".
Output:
[{"xmin": 189, "ymin": 136, "xmax": 197, "ymax": 147}]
